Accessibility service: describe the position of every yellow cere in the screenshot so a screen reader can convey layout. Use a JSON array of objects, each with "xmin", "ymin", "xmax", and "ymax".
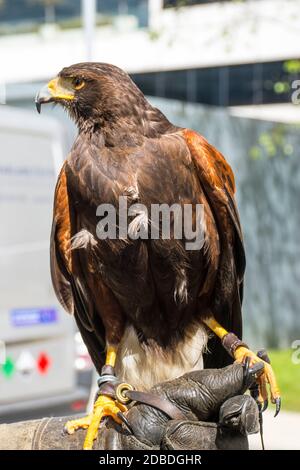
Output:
[{"xmin": 47, "ymin": 78, "xmax": 74, "ymax": 101}]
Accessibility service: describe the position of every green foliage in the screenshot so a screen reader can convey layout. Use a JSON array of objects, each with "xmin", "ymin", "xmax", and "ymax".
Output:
[
  {"xmin": 148, "ymin": 29, "xmax": 161, "ymax": 41},
  {"xmin": 283, "ymin": 60, "xmax": 300, "ymax": 75},
  {"xmin": 272, "ymin": 60, "xmax": 300, "ymax": 98},
  {"xmin": 249, "ymin": 125, "xmax": 294, "ymax": 160},
  {"xmin": 273, "ymin": 81, "xmax": 290, "ymax": 95},
  {"xmin": 269, "ymin": 349, "xmax": 300, "ymax": 412}
]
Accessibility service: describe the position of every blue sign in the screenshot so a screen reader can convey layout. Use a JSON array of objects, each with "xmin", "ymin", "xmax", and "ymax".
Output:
[{"xmin": 10, "ymin": 307, "xmax": 58, "ymax": 327}]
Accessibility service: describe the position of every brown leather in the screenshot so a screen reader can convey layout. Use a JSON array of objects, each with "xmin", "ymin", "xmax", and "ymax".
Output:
[
  {"xmin": 126, "ymin": 390, "xmax": 186, "ymax": 421},
  {"xmin": 96, "ymin": 375, "xmax": 186, "ymax": 421},
  {"xmin": 221, "ymin": 332, "xmax": 248, "ymax": 358}
]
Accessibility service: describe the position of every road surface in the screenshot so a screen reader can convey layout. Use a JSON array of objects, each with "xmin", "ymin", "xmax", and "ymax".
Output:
[{"xmin": 249, "ymin": 409, "xmax": 300, "ymax": 450}]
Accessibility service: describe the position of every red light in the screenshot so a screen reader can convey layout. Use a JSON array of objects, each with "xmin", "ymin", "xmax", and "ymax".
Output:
[
  {"xmin": 71, "ymin": 400, "xmax": 87, "ymax": 412},
  {"xmin": 37, "ymin": 352, "xmax": 51, "ymax": 374}
]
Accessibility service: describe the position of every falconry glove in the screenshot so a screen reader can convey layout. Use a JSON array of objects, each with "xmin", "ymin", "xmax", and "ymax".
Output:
[
  {"xmin": 0, "ymin": 363, "xmax": 260, "ymax": 450},
  {"xmin": 91, "ymin": 363, "xmax": 260, "ymax": 450}
]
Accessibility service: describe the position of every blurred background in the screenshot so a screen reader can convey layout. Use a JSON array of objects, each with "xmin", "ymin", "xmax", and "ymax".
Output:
[{"xmin": 0, "ymin": 0, "xmax": 299, "ymax": 449}]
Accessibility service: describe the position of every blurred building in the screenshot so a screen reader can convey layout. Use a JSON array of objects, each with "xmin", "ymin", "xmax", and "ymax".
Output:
[
  {"xmin": 1, "ymin": 0, "xmax": 300, "ymax": 349},
  {"xmin": 0, "ymin": 0, "xmax": 299, "ymax": 123}
]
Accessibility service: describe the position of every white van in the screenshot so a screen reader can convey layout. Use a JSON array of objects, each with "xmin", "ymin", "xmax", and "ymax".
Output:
[{"xmin": 0, "ymin": 106, "xmax": 88, "ymax": 421}]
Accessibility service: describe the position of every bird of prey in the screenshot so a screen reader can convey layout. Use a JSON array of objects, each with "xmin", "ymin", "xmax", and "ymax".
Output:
[{"xmin": 36, "ymin": 63, "xmax": 280, "ymax": 449}]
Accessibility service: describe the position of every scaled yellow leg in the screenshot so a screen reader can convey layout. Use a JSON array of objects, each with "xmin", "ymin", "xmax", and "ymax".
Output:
[
  {"xmin": 202, "ymin": 315, "xmax": 281, "ymax": 415},
  {"xmin": 202, "ymin": 316, "xmax": 228, "ymax": 340},
  {"xmin": 65, "ymin": 343, "xmax": 128, "ymax": 450},
  {"xmin": 105, "ymin": 344, "xmax": 117, "ymax": 367}
]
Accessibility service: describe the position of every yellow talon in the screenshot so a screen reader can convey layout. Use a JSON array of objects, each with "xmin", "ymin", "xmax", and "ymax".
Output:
[
  {"xmin": 64, "ymin": 394, "xmax": 128, "ymax": 450},
  {"xmin": 234, "ymin": 346, "xmax": 281, "ymax": 406},
  {"xmin": 203, "ymin": 316, "xmax": 281, "ymax": 415},
  {"xmin": 65, "ymin": 344, "xmax": 130, "ymax": 449},
  {"xmin": 64, "ymin": 415, "xmax": 92, "ymax": 435},
  {"xmin": 84, "ymin": 395, "xmax": 125, "ymax": 450}
]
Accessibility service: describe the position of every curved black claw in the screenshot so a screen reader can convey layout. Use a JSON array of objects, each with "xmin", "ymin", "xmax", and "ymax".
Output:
[
  {"xmin": 117, "ymin": 412, "xmax": 133, "ymax": 434},
  {"xmin": 241, "ymin": 356, "xmax": 251, "ymax": 394},
  {"xmin": 257, "ymin": 349, "xmax": 271, "ymax": 364},
  {"xmin": 262, "ymin": 399, "xmax": 268, "ymax": 412},
  {"xmin": 243, "ymin": 361, "xmax": 265, "ymax": 410},
  {"xmin": 249, "ymin": 361, "xmax": 265, "ymax": 377},
  {"xmin": 241, "ymin": 358, "xmax": 264, "ymax": 394},
  {"xmin": 274, "ymin": 398, "xmax": 281, "ymax": 417}
]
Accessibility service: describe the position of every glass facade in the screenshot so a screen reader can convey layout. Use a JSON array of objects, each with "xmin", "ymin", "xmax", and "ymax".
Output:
[
  {"xmin": 0, "ymin": 0, "xmax": 148, "ymax": 29},
  {"xmin": 131, "ymin": 60, "xmax": 300, "ymax": 107},
  {"xmin": 163, "ymin": 0, "xmax": 242, "ymax": 7},
  {"xmin": 96, "ymin": 0, "xmax": 148, "ymax": 27},
  {"xmin": 0, "ymin": 0, "xmax": 81, "ymax": 24}
]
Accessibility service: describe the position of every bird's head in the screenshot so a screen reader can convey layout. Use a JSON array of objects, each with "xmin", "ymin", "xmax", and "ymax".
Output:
[{"xmin": 35, "ymin": 62, "xmax": 149, "ymax": 132}]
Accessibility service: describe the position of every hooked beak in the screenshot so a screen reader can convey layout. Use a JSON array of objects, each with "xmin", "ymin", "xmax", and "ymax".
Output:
[{"xmin": 35, "ymin": 77, "xmax": 75, "ymax": 113}]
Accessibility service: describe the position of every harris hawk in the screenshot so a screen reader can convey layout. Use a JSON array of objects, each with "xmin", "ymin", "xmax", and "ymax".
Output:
[{"xmin": 36, "ymin": 63, "xmax": 280, "ymax": 449}]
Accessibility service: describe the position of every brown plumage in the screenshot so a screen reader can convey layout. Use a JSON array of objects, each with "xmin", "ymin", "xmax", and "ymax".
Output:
[{"xmin": 42, "ymin": 63, "xmax": 245, "ymax": 387}]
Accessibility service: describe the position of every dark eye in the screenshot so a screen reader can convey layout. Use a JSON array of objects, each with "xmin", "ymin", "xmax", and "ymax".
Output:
[{"xmin": 73, "ymin": 77, "xmax": 85, "ymax": 90}]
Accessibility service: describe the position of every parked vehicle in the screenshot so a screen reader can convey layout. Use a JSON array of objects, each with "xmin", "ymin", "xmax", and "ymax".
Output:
[{"xmin": 0, "ymin": 106, "xmax": 93, "ymax": 423}]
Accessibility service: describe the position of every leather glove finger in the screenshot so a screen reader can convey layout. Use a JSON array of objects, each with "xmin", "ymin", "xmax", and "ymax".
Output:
[
  {"xmin": 219, "ymin": 395, "xmax": 259, "ymax": 436},
  {"xmin": 122, "ymin": 363, "xmax": 249, "ymax": 447},
  {"xmin": 161, "ymin": 420, "xmax": 249, "ymax": 450},
  {"xmin": 152, "ymin": 363, "xmax": 247, "ymax": 422},
  {"xmin": 101, "ymin": 394, "xmax": 259, "ymax": 450}
]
